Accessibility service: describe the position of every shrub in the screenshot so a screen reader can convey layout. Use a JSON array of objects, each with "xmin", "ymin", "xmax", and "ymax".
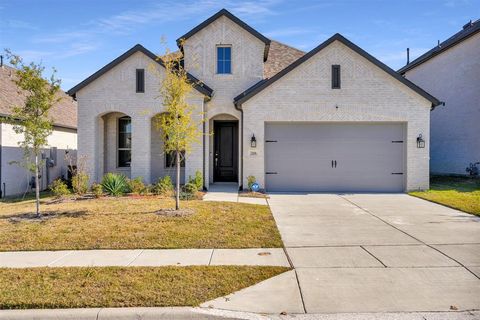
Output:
[
  {"xmin": 91, "ymin": 183, "xmax": 103, "ymax": 198},
  {"xmin": 152, "ymin": 176, "xmax": 174, "ymax": 196},
  {"xmin": 72, "ymin": 173, "xmax": 89, "ymax": 195},
  {"xmin": 101, "ymin": 173, "xmax": 128, "ymax": 196},
  {"xmin": 50, "ymin": 179, "xmax": 70, "ymax": 198},
  {"xmin": 180, "ymin": 182, "xmax": 198, "ymax": 200},
  {"xmin": 127, "ymin": 177, "xmax": 146, "ymax": 195},
  {"xmin": 188, "ymin": 170, "xmax": 203, "ymax": 191},
  {"xmin": 247, "ymin": 175, "xmax": 256, "ymax": 191}
]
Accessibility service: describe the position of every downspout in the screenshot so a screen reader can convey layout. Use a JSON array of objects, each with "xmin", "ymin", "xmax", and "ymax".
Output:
[
  {"xmin": 234, "ymin": 102, "xmax": 243, "ymax": 191},
  {"xmin": 202, "ymin": 99, "xmax": 207, "ymax": 191}
]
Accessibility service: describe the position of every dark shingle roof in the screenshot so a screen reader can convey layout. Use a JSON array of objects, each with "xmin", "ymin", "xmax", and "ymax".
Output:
[
  {"xmin": 0, "ymin": 65, "xmax": 77, "ymax": 129},
  {"xmin": 235, "ymin": 33, "xmax": 441, "ymax": 109},
  {"xmin": 398, "ymin": 19, "xmax": 480, "ymax": 74}
]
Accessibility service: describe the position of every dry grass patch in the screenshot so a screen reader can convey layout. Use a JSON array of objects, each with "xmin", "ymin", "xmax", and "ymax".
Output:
[
  {"xmin": 0, "ymin": 197, "xmax": 283, "ymax": 251},
  {"xmin": 0, "ymin": 266, "xmax": 289, "ymax": 309},
  {"xmin": 409, "ymin": 176, "xmax": 480, "ymax": 216}
]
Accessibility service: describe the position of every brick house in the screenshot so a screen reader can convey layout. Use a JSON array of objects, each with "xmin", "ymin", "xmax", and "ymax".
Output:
[
  {"xmin": 69, "ymin": 9, "xmax": 440, "ymax": 192},
  {"xmin": 399, "ymin": 19, "xmax": 480, "ymax": 176}
]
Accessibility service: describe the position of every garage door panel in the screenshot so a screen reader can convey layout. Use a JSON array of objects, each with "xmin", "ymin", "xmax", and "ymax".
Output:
[{"xmin": 265, "ymin": 123, "xmax": 405, "ymax": 192}]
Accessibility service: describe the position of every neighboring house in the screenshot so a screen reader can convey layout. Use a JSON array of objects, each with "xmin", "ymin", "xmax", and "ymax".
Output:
[
  {"xmin": 399, "ymin": 19, "xmax": 480, "ymax": 176},
  {"xmin": 0, "ymin": 64, "xmax": 77, "ymax": 197},
  {"xmin": 69, "ymin": 9, "xmax": 440, "ymax": 193}
]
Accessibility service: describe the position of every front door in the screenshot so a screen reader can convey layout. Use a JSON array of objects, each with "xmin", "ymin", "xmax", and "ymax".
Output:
[{"xmin": 214, "ymin": 121, "xmax": 238, "ymax": 182}]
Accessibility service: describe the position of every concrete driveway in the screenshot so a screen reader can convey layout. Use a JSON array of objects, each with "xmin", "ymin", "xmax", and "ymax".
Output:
[{"xmin": 205, "ymin": 194, "xmax": 480, "ymax": 314}]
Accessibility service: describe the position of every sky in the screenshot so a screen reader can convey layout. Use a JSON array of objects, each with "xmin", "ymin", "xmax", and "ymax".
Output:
[{"xmin": 1, "ymin": 0, "xmax": 479, "ymax": 90}]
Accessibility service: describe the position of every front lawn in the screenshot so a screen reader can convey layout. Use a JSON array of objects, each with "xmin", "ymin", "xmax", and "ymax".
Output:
[
  {"xmin": 0, "ymin": 266, "xmax": 288, "ymax": 309},
  {"xmin": 409, "ymin": 176, "xmax": 480, "ymax": 216},
  {"xmin": 0, "ymin": 197, "xmax": 283, "ymax": 251}
]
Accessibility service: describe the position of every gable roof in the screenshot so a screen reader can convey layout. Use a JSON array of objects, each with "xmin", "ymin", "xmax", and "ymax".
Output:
[
  {"xmin": 1, "ymin": 65, "xmax": 77, "ymax": 130},
  {"xmin": 176, "ymin": 8, "xmax": 271, "ymax": 61},
  {"xmin": 67, "ymin": 44, "xmax": 213, "ymax": 99},
  {"xmin": 234, "ymin": 33, "xmax": 441, "ymax": 109},
  {"xmin": 264, "ymin": 40, "xmax": 305, "ymax": 78},
  {"xmin": 398, "ymin": 19, "xmax": 480, "ymax": 74}
]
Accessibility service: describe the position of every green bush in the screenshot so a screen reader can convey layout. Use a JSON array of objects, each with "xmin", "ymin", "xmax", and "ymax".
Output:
[
  {"xmin": 101, "ymin": 173, "xmax": 128, "ymax": 196},
  {"xmin": 247, "ymin": 175, "xmax": 256, "ymax": 191},
  {"xmin": 127, "ymin": 177, "xmax": 147, "ymax": 195},
  {"xmin": 72, "ymin": 173, "xmax": 89, "ymax": 195},
  {"xmin": 91, "ymin": 183, "xmax": 103, "ymax": 198},
  {"xmin": 50, "ymin": 179, "xmax": 70, "ymax": 198},
  {"xmin": 152, "ymin": 176, "xmax": 174, "ymax": 196},
  {"xmin": 181, "ymin": 182, "xmax": 198, "ymax": 200},
  {"xmin": 188, "ymin": 170, "xmax": 203, "ymax": 191}
]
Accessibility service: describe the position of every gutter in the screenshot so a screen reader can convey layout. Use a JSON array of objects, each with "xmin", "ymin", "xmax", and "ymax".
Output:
[{"xmin": 234, "ymin": 102, "xmax": 243, "ymax": 191}]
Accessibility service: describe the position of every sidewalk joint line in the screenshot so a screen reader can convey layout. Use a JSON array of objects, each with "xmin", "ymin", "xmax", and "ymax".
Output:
[
  {"xmin": 126, "ymin": 249, "xmax": 144, "ymax": 266},
  {"xmin": 360, "ymin": 245, "xmax": 387, "ymax": 268},
  {"xmin": 339, "ymin": 195, "xmax": 480, "ymax": 280},
  {"xmin": 294, "ymin": 269, "xmax": 307, "ymax": 314},
  {"xmin": 208, "ymin": 249, "xmax": 214, "ymax": 265},
  {"xmin": 47, "ymin": 250, "xmax": 73, "ymax": 267}
]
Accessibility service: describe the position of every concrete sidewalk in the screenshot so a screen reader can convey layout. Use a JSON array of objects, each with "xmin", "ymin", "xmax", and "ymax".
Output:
[
  {"xmin": 0, "ymin": 248, "xmax": 289, "ymax": 268},
  {"xmin": 203, "ymin": 183, "xmax": 268, "ymax": 205},
  {"xmin": 0, "ymin": 307, "xmax": 478, "ymax": 320}
]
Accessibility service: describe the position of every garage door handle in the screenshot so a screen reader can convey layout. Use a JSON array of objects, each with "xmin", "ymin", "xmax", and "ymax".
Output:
[
  {"xmin": 331, "ymin": 160, "xmax": 334, "ymax": 168},
  {"xmin": 266, "ymin": 172, "xmax": 278, "ymax": 175},
  {"xmin": 335, "ymin": 160, "xmax": 337, "ymax": 168}
]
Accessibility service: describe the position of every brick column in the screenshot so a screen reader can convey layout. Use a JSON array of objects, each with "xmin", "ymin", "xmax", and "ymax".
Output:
[{"xmin": 131, "ymin": 114, "xmax": 151, "ymax": 184}]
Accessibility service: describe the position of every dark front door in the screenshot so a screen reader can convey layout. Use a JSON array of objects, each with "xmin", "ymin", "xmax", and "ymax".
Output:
[{"xmin": 214, "ymin": 121, "xmax": 238, "ymax": 182}]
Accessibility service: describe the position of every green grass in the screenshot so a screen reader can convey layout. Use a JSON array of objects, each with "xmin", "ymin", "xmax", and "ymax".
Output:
[
  {"xmin": 0, "ymin": 196, "xmax": 283, "ymax": 251},
  {"xmin": 0, "ymin": 266, "xmax": 289, "ymax": 309},
  {"xmin": 409, "ymin": 176, "xmax": 480, "ymax": 216}
]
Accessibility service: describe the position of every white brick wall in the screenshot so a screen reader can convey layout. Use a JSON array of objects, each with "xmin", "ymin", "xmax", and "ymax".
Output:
[
  {"xmin": 183, "ymin": 15, "xmax": 265, "ymax": 186},
  {"xmin": 1, "ymin": 123, "xmax": 77, "ymax": 197},
  {"xmin": 242, "ymin": 40, "xmax": 432, "ymax": 191},
  {"xmin": 76, "ymin": 51, "xmax": 204, "ymax": 185},
  {"xmin": 404, "ymin": 32, "xmax": 480, "ymax": 175}
]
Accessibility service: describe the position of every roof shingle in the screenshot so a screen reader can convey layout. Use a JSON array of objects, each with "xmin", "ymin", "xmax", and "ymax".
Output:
[{"xmin": 0, "ymin": 65, "xmax": 77, "ymax": 129}]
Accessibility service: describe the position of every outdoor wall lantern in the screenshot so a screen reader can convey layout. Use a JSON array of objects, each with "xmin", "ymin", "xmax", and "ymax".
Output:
[
  {"xmin": 250, "ymin": 134, "xmax": 257, "ymax": 148},
  {"xmin": 416, "ymin": 134, "xmax": 425, "ymax": 148}
]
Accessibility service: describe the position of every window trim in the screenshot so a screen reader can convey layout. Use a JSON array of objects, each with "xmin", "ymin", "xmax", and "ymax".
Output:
[
  {"xmin": 216, "ymin": 45, "xmax": 232, "ymax": 74},
  {"xmin": 136, "ymin": 68, "xmax": 145, "ymax": 93},
  {"xmin": 332, "ymin": 65, "xmax": 341, "ymax": 89},
  {"xmin": 117, "ymin": 116, "xmax": 132, "ymax": 168}
]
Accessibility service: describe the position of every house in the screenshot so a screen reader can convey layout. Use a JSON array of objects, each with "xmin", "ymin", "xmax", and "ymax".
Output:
[
  {"xmin": 399, "ymin": 19, "xmax": 480, "ymax": 176},
  {"xmin": 0, "ymin": 64, "xmax": 77, "ymax": 197},
  {"xmin": 69, "ymin": 9, "xmax": 440, "ymax": 193}
]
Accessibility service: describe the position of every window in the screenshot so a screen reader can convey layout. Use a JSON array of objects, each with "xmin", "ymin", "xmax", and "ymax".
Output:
[
  {"xmin": 217, "ymin": 46, "xmax": 231, "ymax": 74},
  {"xmin": 332, "ymin": 65, "xmax": 341, "ymax": 89},
  {"xmin": 118, "ymin": 116, "xmax": 132, "ymax": 167},
  {"xmin": 136, "ymin": 69, "xmax": 145, "ymax": 93},
  {"xmin": 165, "ymin": 151, "xmax": 185, "ymax": 168}
]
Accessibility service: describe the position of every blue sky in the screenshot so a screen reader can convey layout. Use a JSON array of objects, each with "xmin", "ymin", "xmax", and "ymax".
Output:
[{"xmin": 1, "ymin": 0, "xmax": 479, "ymax": 90}]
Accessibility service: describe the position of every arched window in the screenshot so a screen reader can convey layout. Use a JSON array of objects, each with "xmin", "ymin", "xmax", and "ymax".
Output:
[{"xmin": 118, "ymin": 116, "xmax": 131, "ymax": 167}]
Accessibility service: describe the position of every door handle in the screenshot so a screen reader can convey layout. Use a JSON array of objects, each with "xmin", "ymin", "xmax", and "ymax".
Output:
[
  {"xmin": 331, "ymin": 160, "xmax": 334, "ymax": 168},
  {"xmin": 335, "ymin": 160, "xmax": 337, "ymax": 168}
]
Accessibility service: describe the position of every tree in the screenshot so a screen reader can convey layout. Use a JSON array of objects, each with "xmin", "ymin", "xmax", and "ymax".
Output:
[
  {"xmin": 153, "ymin": 47, "xmax": 202, "ymax": 210},
  {"xmin": 5, "ymin": 50, "xmax": 61, "ymax": 217}
]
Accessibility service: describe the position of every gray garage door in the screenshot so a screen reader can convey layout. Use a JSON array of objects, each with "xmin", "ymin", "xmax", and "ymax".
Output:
[{"xmin": 265, "ymin": 123, "xmax": 405, "ymax": 192}]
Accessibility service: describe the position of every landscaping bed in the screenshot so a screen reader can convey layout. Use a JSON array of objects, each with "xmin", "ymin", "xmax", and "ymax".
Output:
[
  {"xmin": 409, "ymin": 176, "xmax": 480, "ymax": 216},
  {"xmin": 0, "ymin": 197, "xmax": 283, "ymax": 251},
  {"xmin": 0, "ymin": 266, "xmax": 289, "ymax": 309}
]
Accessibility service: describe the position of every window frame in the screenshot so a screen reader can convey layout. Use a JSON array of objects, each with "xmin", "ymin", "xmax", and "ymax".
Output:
[
  {"xmin": 216, "ymin": 45, "xmax": 232, "ymax": 74},
  {"xmin": 331, "ymin": 65, "xmax": 341, "ymax": 89},
  {"xmin": 136, "ymin": 68, "xmax": 145, "ymax": 93},
  {"xmin": 117, "ymin": 116, "xmax": 132, "ymax": 168}
]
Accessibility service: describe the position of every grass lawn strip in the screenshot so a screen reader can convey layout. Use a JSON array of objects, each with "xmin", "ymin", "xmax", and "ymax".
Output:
[
  {"xmin": 0, "ymin": 266, "xmax": 289, "ymax": 309},
  {"xmin": 0, "ymin": 197, "xmax": 283, "ymax": 251},
  {"xmin": 409, "ymin": 176, "xmax": 480, "ymax": 216}
]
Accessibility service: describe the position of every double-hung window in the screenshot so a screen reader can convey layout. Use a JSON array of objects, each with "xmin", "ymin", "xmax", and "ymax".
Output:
[
  {"xmin": 118, "ymin": 116, "xmax": 132, "ymax": 167},
  {"xmin": 217, "ymin": 46, "xmax": 231, "ymax": 74}
]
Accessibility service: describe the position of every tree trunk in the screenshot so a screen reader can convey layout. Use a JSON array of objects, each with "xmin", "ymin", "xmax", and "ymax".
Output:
[
  {"xmin": 35, "ymin": 153, "xmax": 40, "ymax": 217},
  {"xmin": 175, "ymin": 151, "xmax": 180, "ymax": 210}
]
